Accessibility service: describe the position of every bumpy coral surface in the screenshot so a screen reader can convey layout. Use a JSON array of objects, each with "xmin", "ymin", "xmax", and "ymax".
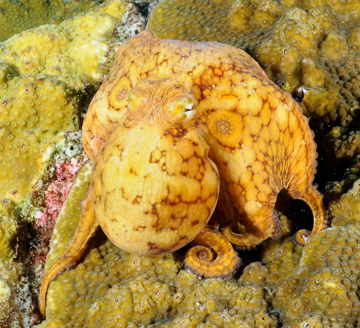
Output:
[
  {"xmin": 0, "ymin": 198, "xmax": 39, "ymax": 327},
  {"xmin": 42, "ymin": 174, "xmax": 360, "ymax": 327},
  {"xmin": 250, "ymin": 178, "xmax": 360, "ymax": 328},
  {"xmin": 8, "ymin": 0, "xmax": 360, "ymax": 326},
  {"xmin": 147, "ymin": 0, "xmax": 359, "ymax": 108},
  {"xmin": 0, "ymin": 199, "xmax": 18, "ymax": 262},
  {"xmin": 40, "ymin": 240, "xmax": 277, "ymax": 328},
  {"xmin": 147, "ymin": 0, "xmax": 360, "ymax": 187},
  {"xmin": 0, "ymin": 0, "xmax": 109, "ymax": 42},
  {"xmin": 0, "ymin": 0, "xmax": 128, "ymax": 205}
]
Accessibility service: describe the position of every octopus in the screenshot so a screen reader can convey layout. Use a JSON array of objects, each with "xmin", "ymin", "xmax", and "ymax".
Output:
[{"xmin": 39, "ymin": 29, "xmax": 326, "ymax": 316}]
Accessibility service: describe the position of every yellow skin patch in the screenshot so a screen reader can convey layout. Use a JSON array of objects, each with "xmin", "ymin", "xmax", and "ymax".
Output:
[{"xmin": 39, "ymin": 29, "xmax": 326, "ymax": 316}]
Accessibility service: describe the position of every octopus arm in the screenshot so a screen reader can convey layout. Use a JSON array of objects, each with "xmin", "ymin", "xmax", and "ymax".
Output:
[
  {"xmin": 289, "ymin": 186, "xmax": 327, "ymax": 245},
  {"xmin": 184, "ymin": 228, "xmax": 241, "ymax": 278},
  {"xmin": 39, "ymin": 193, "xmax": 99, "ymax": 316},
  {"xmin": 222, "ymin": 205, "xmax": 280, "ymax": 249}
]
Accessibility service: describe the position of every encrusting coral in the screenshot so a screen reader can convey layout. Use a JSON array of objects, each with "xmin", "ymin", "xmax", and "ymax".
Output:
[
  {"xmin": 0, "ymin": 199, "xmax": 18, "ymax": 263},
  {"xmin": 0, "ymin": 0, "xmax": 110, "ymax": 42},
  {"xmin": 0, "ymin": 0, "xmax": 128, "ymax": 205},
  {"xmin": 42, "ymin": 175, "xmax": 360, "ymax": 327},
  {"xmin": 0, "ymin": 197, "xmax": 40, "ymax": 327},
  {"xmin": 39, "ymin": 238, "xmax": 279, "ymax": 328},
  {"xmin": 147, "ymin": 0, "xmax": 359, "ymax": 115},
  {"xmin": 247, "ymin": 178, "xmax": 360, "ymax": 328}
]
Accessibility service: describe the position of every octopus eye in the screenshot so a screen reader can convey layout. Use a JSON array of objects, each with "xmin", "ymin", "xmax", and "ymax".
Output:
[
  {"xmin": 184, "ymin": 103, "xmax": 195, "ymax": 119},
  {"xmin": 170, "ymin": 97, "xmax": 196, "ymax": 121}
]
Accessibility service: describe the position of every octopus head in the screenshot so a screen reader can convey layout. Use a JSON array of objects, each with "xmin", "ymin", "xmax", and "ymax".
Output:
[
  {"xmin": 127, "ymin": 78, "xmax": 197, "ymax": 129},
  {"xmin": 91, "ymin": 78, "xmax": 219, "ymax": 257}
]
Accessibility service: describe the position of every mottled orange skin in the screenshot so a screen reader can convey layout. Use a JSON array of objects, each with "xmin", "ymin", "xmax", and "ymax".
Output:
[{"xmin": 39, "ymin": 29, "xmax": 326, "ymax": 316}]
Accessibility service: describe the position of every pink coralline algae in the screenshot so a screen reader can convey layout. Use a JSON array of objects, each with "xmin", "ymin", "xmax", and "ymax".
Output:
[
  {"xmin": 32, "ymin": 157, "xmax": 88, "ymax": 278},
  {"xmin": 36, "ymin": 158, "xmax": 87, "ymax": 228}
]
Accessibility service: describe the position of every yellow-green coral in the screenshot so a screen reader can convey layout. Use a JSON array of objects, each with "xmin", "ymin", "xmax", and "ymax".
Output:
[
  {"xmin": 0, "ymin": 199, "xmax": 17, "ymax": 262},
  {"xmin": 0, "ymin": 279, "xmax": 10, "ymax": 303},
  {"xmin": 0, "ymin": 0, "xmax": 111, "ymax": 42},
  {"xmin": 0, "ymin": 0, "xmax": 128, "ymax": 204},
  {"xmin": 147, "ymin": 0, "xmax": 360, "ymax": 120},
  {"xmin": 247, "ymin": 179, "xmax": 360, "ymax": 328},
  {"xmin": 40, "ymin": 239, "xmax": 277, "ymax": 328},
  {"xmin": 329, "ymin": 178, "xmax": 360, "ymax": 228},
  {"xmin": 0, "ymin": 0, "xmax": 153, "ymax": 325}
]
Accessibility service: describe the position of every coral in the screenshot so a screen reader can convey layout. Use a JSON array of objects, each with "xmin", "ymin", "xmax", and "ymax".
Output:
[
  {"xmin": 0, "ymin": 251, "xmax": 38, "ymax": 327},
  {"xmin": 147, "ymin": 0, "xmax": 360, "ymax": 186},
  {"xmin": 39, "ymin": 239, "xmax": 277, "ymax": 328},
  {"xmin": 0, "ymin": 0, "xmax": 128, "ymax": 205},
  {"xmin": 0, "ymin": 199, "xmax": 24, "ymax": 325},
  {"xmin": 328, "ymin": 178, "xmax": 360, "ymax": 228},
  {"xmin": 21, "ymin": 1, "xmax": 360, "ymax": 326},
  {"xmin": 0, "ymin": 0, "xmax": 109, "ymax": 42},
  {"xmin": 146, "ymin": 0, "xmax": 352, "ymax": 118},
  {"xmin": 0, "ymin": 199, "xmax": 18, "ymax": 262},
  {"xmin": 0, "ymin": 279, "xmax": 10, "ymax": 303},
  {"xmin": 246, "ymin": 178, "xmax": 360, "ymax": 327},
  {"xmin": 0, "ymin": 156, "xmax": 92, "ymax": 328},
  {"xmin": 324, "ymin": 150, "xmax": 360, "ymax": 203},
  {"xmin": 0, "ymin": 76, "xmax": 76, "ymax": 205}
]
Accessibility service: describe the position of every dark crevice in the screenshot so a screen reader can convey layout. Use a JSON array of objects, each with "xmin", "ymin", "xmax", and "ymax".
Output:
[{"xmin": 133, "ymin": 0, "xmax": 151, "ymax": 19}]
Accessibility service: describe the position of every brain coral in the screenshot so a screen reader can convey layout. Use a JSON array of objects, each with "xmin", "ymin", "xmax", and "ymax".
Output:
[
  {"xmin": 0, "ymin": 0, "xmax": 129, "ymax": 205},
  {"xmin": 147, "ymin": 0, "xmax": 360, "ymax": 187}
]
